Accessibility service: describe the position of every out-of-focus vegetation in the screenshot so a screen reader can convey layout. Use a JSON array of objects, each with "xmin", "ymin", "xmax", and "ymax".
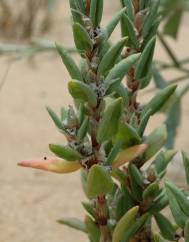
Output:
[{"xmin": 0, "ymin": 0, "xmax": 57, "ymax": 40}]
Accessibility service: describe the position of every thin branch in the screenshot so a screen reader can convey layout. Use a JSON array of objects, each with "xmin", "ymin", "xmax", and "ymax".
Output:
[
  {"xmin": 157, "ymin": 32, "xmax": 180, "ymax": 68},
  {"xmin": 142, "ymin": 74, "xmax": 189, "ymax": 95},
  {"xmin": 0, "ymin": 39, "xmax": 77, "ymax": 58}
]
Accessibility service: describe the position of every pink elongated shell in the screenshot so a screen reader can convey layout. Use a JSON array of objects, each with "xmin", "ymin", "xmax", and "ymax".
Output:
[{"xmin": 18, "ymin": 157, "xmax": 82, "ymax": 174}]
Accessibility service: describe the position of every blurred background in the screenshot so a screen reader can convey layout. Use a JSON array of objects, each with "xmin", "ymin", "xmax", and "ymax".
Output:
[{"xmin": 0, "ymin": 1, "xmax": 189, "ymax": 242}]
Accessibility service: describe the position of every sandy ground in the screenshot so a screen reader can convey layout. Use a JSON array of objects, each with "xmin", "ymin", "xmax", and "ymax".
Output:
[{"xmin": 0, "ymin": 2, "xmax": 189, "ymax": 242}]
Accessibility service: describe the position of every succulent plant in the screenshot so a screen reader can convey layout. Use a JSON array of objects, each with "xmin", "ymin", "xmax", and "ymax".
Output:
[{"xmin": 19, "ymin": 0, "xmax": 189, "ymax": 241}]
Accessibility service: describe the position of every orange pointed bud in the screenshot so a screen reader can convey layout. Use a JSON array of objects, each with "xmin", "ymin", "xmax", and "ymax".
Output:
[{"xmin": 18, "ymin": 157, "xmax": 82, "ymax": 174}]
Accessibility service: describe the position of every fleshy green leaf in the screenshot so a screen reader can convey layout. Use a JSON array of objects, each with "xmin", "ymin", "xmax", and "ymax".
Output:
[
  {"xmin": 68, "ymin": 80, "xmax": 97, "ymax": 107},
  {"xmin": 114, "ymin": 122, "xmax": 141, "ymax": 148},
  {"xmin": 69, "ymin": 0, "xmax": 83, "ymax": 25},
  {"xmin": 85, "ymin": 216, "xmax": 100, "ymax": 242},
  {"xmin": 143, "ymin": 124, "xmax": 167, "ymax": 162},
  {"xmin": 55, "ymin": 43, "xmax": 83, "ymax": 81},
  {"xmin": 149, "ymin": 192, "xmax": 169, "ymax": 213},
  {"xmin": 82, "ymin": 201, "xmax": 97, "ymax": 219},
  {"xmin": 182, "ymin": 151, "xmax": 189, "ymax": 186},
  {"xmin": 165, "ymin": 181, "xmax": 189, "ymax": 217},
  {"xmin": 113, "ymin": 144, "xmax": 148, "ymax": 168},
  {"xmin": 106, "ymin": 141, "xmax": 122, "ymax": 166},
  {"xmin": 112, "ymin": 206, "xmax": 139, "ymax": 242},
  {"xmin": 105, "ymin": 53, "xmax": 140, "ymax": 82},
  {"xmin": 143, "ymin": 182, "xmax": 160, "ymax": 203},
  {"xmin": 105, "ymin": 7, "xmax": 127, "ymax": 39},
  {"xmin": 77, "ymin": 116, "xmax": 89, "ymax": 142},
  {"xmin": 57, "ymin": 217, "xmax": 87, "ymax": 233},
  {"xmin": 105, "ymin": 78, "xmax": 122, "ymax": 94},
  {"xmin": 148, "ymin": 84, "xmax": 177, "ymax": 113},
  {"xmin": 122, "ymin": 0, "xmax": 135, "ymax": 22},
  {"xmin": 121, "ymin": 14, "xmax": 139, "ymax": 48},
  {"xmin": 97, "ymin": 98, "xmax": 123, "ymax": 143},
  {"xmin": 73, "ymin": 23, "xmax": 93, "ymax": 53},
  {"xmin": 98, "ymin": 37, "xmax": 128, "ymax": 76},
  {"xmin": 138, "ymin": 109, "xmax": 152, "ymax": 136},
  {"xmin": 46, "ymin": 106, "xmax": 67, "ymax": 133},
  {"xmin": 90, "ymin": 0, "xmax": 103, "ymax": 28},
  {"xmin": 165, "ymin": 184, "xmax": 188, "ymax": 228},
  {"xmin": 60, "ymin": 107, "xmax": 68, "ymax": 121},
  {"xmin": 152, "ymin": 150, "xmax": 176, "ymax": 178},
  {"xmin": 75, "ymin": 0, "xmax": 86, "ymax": 14},
  {"xmin": 116, "ymin": 190, "xmax": 131, "ymax": 220},
  {"xmin": 129, "ymin": 164, "xmax": 144, "ymax": 188},
  {"xmin": 142, "ymin": 0, "xmax": 160, "ymax": 37},
  {"xmin": 128, "ymin": 164, "xmax": 143, "ymax": 201},
  {"xmin": 121, "ymin": 213, "xmax": 150, "ymax": 242},
  {"xmin": 87, "ymin": 165, "xmax": 114, "ymax": 199},
  {"xmin": 49, "ymin": 144, "xmax": 82, "ymax": 161},
  {"xmin": 154, "ymin": 213, "xmax": 176, "ymax": 240},
  {"xmin": 135, "ymin": 37, "xmax": 156, "ymax": 86},
  {"xmin": 185, "ymin": 219, "xmax": 189, "ymax": 242}
]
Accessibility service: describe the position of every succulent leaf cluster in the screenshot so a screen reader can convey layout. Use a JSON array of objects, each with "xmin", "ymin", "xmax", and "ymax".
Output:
[{"xmin": 19, "ymin": 0, "xmax": 189, "ymax": 241}]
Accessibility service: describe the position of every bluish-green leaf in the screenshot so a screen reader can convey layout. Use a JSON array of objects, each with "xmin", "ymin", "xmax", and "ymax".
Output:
[
  {"xmin": 122, "ymin": 0, "xmax": 135, "ymax": 22},
  {"xmin": 154, "ymin": 213, "xmax": 176, "ymax": 240},
  {"xmin": 106, "ymin": 141, "xmax": 122, "ymax": 165},
  {"xmin": 152, "ymin": 150, "xmax": 176, "ymax": 178},
  {"xmin": 97, "ymin": 98, "xmax": 123, "ymax": 143},
  {"xmin": 57, "ymin": 217, "xmax": 87, "ymax": 233},
  {"xmin": 143, "ymin": 124, "xmax": 167, "ymax": 162},
  {"xmin": 105, "ymin": 7, "xmax": 127, "ymax": 39},
  {"xmin": 68, "ymin": 80, "xmax": 97, "ymax": 107},
  {"xmin": 98, "ymin": 37, "xmax": 128, "ymax": 76},
  {"xmin": 90, "ymin": 0, "xmax": 103, "ymax": 27},
  {"xmin": 87, "ymin": 165, "xmax": 114, "ymax": 199},
  {"xmin": 185, "ymin": 219, "xmax": 189, "ymax": 242},
  {"xmin": 112, "ymin": 206, "xmax": 139, "ymax": 242},
  {"xmin": 49, "ymin": 144, "xmax": 83, "ymax": 161},
  {"xmin": 121, "ymin": 14, "xmax": 139, "ymax": 48},
  {"xmin": 165, "ymin": 181, "xmax": 189, "ymax": 217},
  {"xmin": 145, "ymin": 85, "xmax": 177, "ymax": 115},
  {"xmin": 143, "ymin": 182, "xmax": 160, "ymax": 202},
  {"xmin": 77, "ymin": 116, "xmax": 89, "ymax": 142},
  {"xmin": 46, "ymin": 106, "xmax": 67, "ymax": 133},
  {"xmin": 73, "ymin": 23, "xmax": 93, "ymax": 53},
  {"xmin": 105, "ymin": 53, "xmax": 140, "ymax": 82},
  {"xmin": 165, "ymin": 184, "xmax": 188, "ymax": 228},
  {"xmin": 142, "ymin": 0, "xmax": 160, "ymax": 37},
  {"xmin": 121, "ymin": 213, "xmax": 150, "ymax": 242},
  {"xmin": 69, "ymin": 0, "xmax": 83, "ymax": 25},
  {"xmin": 82, "ymin": 201, "xmax": 97, "ymax": 220},
  {"xmin": 135, "ymin": 37, "xmax": 156, "ymax": 84},
  {"xmin": 114, "ymin": 122, "xmax": 141, "ymax": 149},
  {"xmin": 85, "ymin": 216, "xmax": 100, "ymax": 242},
  {"xmin": 56, "ymin": 43, "xmax": 83, "ymax": 81},
  {"xmin": 182, "ymin": 151, "xmax": 189, "ymax": 186}
]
